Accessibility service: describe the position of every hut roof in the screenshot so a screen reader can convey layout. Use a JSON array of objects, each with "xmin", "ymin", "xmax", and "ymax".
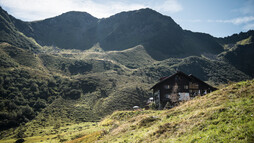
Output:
[{"xmin": 150, "ymin": 71, "xmax": 216, "ymax": 90}]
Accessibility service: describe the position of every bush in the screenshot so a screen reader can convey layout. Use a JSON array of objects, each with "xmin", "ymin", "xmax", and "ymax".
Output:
[
  {"xmin": 148, "ymin": 102, "xmax": 157, "ymax": 110},
  {"xmin": 8, "ymin": 101, "xmax": 18, "ymax": 110},
  {"xmin": 48, "ymin": 80, "xmax": 56, "ymax": 87},
  {"xmin": 64, "ymin": 89, "xmax": 82, "ymax": 99},
  {"xmin": 33, "ymin": 98, "xmax": 47, "ymax": 109},
  {"xmin": 21, "ymin": 105, "xmax": 34, "ymax": 119},
  {"xmin": 30, "ymin": 82, "xmax": 38, "ymax": 92}
]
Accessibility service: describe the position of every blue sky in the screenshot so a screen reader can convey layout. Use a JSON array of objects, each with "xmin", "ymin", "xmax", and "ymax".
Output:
[{"xmin": 0, "ymin": 0, "xmax": 254, "ymax": 37}]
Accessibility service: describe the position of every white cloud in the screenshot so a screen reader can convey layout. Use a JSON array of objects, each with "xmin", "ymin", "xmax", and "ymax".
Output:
[
  {"xmin": 0, "ymin": 0, "xmax": 78, "ymax": 20},
  {"xmin": 207, "ymin": 16, "xmax": 254, "ymax": 31},
  {"xmin": 153, "ymin": 0, "xmax": 183, "ymax": 13},
  {"xmin": 209, "ymin": 16, "xmax": 254, "ymax": 25},
  {"xmin": 0, "ymin": 0, "xmax": 146, "ymax": 20},
  {"xmin": 0, "ymin": 0, "xmax": 183, "ymax": 21},
  {"xmin": 231, "ymin": 16, "xmax": 254, "ymax": 25}
]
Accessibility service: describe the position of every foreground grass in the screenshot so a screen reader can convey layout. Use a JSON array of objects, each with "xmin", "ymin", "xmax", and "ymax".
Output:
[
  {"xmin": 1, "ymin": 79, "xmax": 254, "ymax": 143},
  {"xmin": 0, "ymin": 122, "xmax": 107, "ymax": 143},
  {"xmin": 87, "ymin": 79, "xmax": 253, "ymax": 143}
]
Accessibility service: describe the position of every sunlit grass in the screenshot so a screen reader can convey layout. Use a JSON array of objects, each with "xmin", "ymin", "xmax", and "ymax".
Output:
[
  {"xmin": 1, "ymin": 76, "xmax": 253, "ymax": 143},
  {"xmin": 80, "ymin": 79, "xmax": 253, "ymax": 143}
]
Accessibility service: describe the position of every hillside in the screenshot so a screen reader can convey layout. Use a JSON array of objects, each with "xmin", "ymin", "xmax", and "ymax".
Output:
[
  {"xmin": 216, "ymin": 30, "xmax": 254, "ymax": 45},
  {"xmin": 218, "ymin": 35, "xmax": 254, "ymax": 77},
  {"xmin": 0, "ymin": 7, "xmax": 40, "ymax": 51},
  {"xmin": 90, "ymin": 79, "xmax": 254, "ymax": 143},
  {"xmin": 0, "ymin": 42, "xmax": 152, "ymax": 132},
  {"xmin": 0, "ymin": 41, "xmax": 251, "ymax": 141},
  {"xmin": 1, "ymin": 79, "xmax": 253, "ymax": 143},
  {"xmin": 0, "ymin": 6, "xmax": 254, "ymax": 142},
  {"xmin": 10, "ymin": 8, "xmax": 223, "ymax": 60}
]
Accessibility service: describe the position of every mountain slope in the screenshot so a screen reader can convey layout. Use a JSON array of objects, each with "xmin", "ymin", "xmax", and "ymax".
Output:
[
  {"xmin": 95, "ymin": 79, "xmax": 254, "ymax": 143},
  {"xmin": 1, "ymin": 79, "xmax": 253, "ymax": 143},
  {"xmin": 216, "ymin": 30, "xmax": 254, "ymax": 45},
  {"xmin": 23, "ymin": 11, "xmax": 98, "ymax": 50},
  {"xmin": 78, "ymin": 44, "xmax": 155, "ymax": 69},
  {"xmin": 14, "ymin": 8, "xmax": 223, "ymax": 60},
  {"xmin": 218, "ymin": 36, "xmax": 254, "ymax": 77},
  {"xmin": 133, "ymin": 56, "xmax": 250, "ymax": 84},
  {"xmin": 0, "ymin": 6, "xmax": 253, "ymax": 142},
  {"xmin": 0, "ymin": 7, "xmax": 40, "ymax": 51}
]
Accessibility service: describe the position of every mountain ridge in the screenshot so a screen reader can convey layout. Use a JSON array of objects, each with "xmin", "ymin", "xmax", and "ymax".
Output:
[
  {"xmin": 0, "ymin": 7, "xmax": 40, "ymax": 51},
  {"xmin": 2, "ymin": 7, "xmax": 224, "ymax": 60}
]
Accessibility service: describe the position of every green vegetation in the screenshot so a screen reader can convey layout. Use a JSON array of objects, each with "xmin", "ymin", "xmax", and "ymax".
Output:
[
  {"xmin": 0, "ymin": 42, "xmax": 152, "ymax": 134},
  {"xmin": 98, "ymin": 79, "xmax": 254, "ymax": 143},
  {"xmin": 133, "ymin": 56, "xmax": 250, "ymax": 85},
  {"xmin": 11, "ymin": 8, "xmax": 223, "ymax": 60},
  {"xmin": 1, "ymin": 6, "xmax": 254, "ymax": 143},
  {"xmin": 0, "ymin": 33, "xmax": 252, "ymax": 140},
  {"xmin": 216, "ymin": 30, "xmax": 254, "ymax": 45},
  {"xmin": 0, "ymin": 7, "xmax": 40, "ymax": 51},
  {"xmin": 218, "ymin": 36, "xmax": 254, "ymax": 77},
  {"xmin": 1, "ymin": 79, "xmax": 253, "ymax": 143}
]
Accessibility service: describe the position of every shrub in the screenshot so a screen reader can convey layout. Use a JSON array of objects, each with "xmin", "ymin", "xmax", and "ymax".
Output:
[
  {"xmin": 30, "ymin": 82, "xmax": 38, "ymax": 92},
  {"xmin": 148, "ymin": 102, "xmax": 156, "ymax": 110},
  {"xmin": 21, "ymin": 105, "xmax": 34, "ymax": 119},
  {"xmin": 33, "ymin": 98, "xmax": 47, "ymax": 109},
  {"xmin": 64, "ymin": 89, "xmax": 82, "ymax": 99}
]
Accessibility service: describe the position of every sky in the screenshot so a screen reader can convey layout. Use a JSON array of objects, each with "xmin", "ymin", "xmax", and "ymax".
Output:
[{"xmin": 0, "ymin": 0, "xmax": 254, "ymax": 37}]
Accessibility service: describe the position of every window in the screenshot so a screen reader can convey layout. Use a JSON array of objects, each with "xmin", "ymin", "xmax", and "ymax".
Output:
[
  {"xmin": 164, "ymin": 94, "xmax": 170, "ymax": 99},
  {"xmin": 154, "ymin": 90, "xmax": 160, "ymax": 103},
  {"xmin": 175, "ymin": 76, "xmax": 178, "ymax": 81},
  {"xmin": 189, "ymin": 82, "xmax": 199, "ymax": 89},
  {"xmin": 164, "ymin": 85, "xmax": 170, "ymax": 89},
  {"xmin": 179, "ymin": 93, "xmax": 190, "ymax": 101},
  {"xmin": 154, "ymin": 90, "xmax": 160, "ymax": 96}
]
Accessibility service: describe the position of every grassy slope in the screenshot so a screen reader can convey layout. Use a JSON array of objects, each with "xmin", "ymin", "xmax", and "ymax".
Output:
[
  {"xmin": 41, "ymin": 44, "xmax": 155, "ymax": 70},
  {"xmin": 1, "ymin": 79, "xmax": 253, "ymax": 143},
  {"xmin": 83, "ymin": 45, "xmax": 155, "ymax": 69},
  {"xmin": 94, "ymin": 79, "xmax": 254, "ymax": 143},
  {"xmin": 218, "ymin": 36, "xmax": 254, "ymax": 77},
  {"xmin": 0, "ymin": 42, "xmax": 250, "ymax": 134},
  {"xmin": 1, "ymin": 6, "xmax": 253, "ymax": 142},
  {"xmin": 133, "ymin": 56, "xmax": 250, "ymax": 85},
  {"xmin": 0, "ymin": 7, "xmax": 40, "ymax": 51},
  {"xmin": 0, "ymin": 43, "xmax": 153, "ymax": 137}
]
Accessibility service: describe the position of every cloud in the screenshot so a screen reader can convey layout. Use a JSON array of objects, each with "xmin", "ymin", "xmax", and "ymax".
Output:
[
  {"xmin": 0, "ymin": 0, "xmax": 183, "ymax": 21},
  {"xmin": 208, "ymin": 16, "xmax": 254, "ymax": 25},
  {"xmin": 0, "ymin": 0, "xmax": 79, "ymax": 20},
  {"xmin": 0, "ymin": 0, "xmax": 146, "ymax": 20},
  {"xmin": 207, "ymin": 16, "xmax": 254, "ymax": 31},
  {"xmin": 153, "ymin": 0, "xmax": 183, "ymax": 13}
]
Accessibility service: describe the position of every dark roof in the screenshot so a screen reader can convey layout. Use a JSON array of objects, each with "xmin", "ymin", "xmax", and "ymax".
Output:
[{"xmin": 150, "ymin": 71, "xmax": 216, "ymax": 90}]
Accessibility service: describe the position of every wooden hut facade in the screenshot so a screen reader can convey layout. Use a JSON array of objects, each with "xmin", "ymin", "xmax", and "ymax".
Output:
[{"xmin": 151, "ymin": 71, "xmax": 217, "ymax": 109}]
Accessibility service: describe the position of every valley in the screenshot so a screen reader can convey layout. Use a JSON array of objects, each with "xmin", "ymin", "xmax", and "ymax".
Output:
[{"xmin": 0, "ymin": 6, "xmax": 253, "ymax": 142}]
